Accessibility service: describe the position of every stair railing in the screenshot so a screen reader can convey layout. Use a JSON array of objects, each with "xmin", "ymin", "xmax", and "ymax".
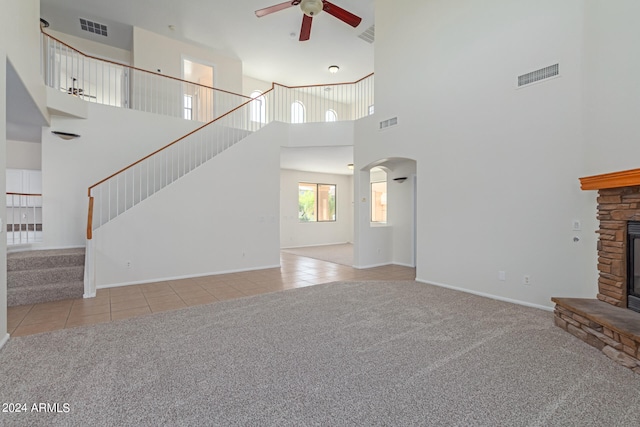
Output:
[
  {"xmin": 5, "ymin": 192, "xmax": 43, "ymax": 245},
  {"xmin": 271, "ymin": 73, "xmax": 374, "ymax": 123},
  {"xmin": 86, "ymin": 90, "xmax": 273, "ymax": 239},
  {"xmin": 41, "ymin": 31, "xmax": 252, "ymax": 122}
]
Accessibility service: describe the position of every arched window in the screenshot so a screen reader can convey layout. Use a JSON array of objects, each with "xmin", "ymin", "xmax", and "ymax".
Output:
[
  {"xmin": 291, "ymin": 101, "xmax": 305, "ymax": 124},
  {"xmin": 250, "ymin": 90, "xmax": 266, "ymax": 123},
  {"xmin": 325, "ymin": 109, "xmax": 337, "ymax": 122}
]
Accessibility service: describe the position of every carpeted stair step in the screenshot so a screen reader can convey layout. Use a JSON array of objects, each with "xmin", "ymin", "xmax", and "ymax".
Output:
[
  {"xmin": 7, "ymin": 281, "xmax": 84, "ymax": 306},
  {"xmin": 7, "ymin": 248, "xmax": 85, "ymax": 272},
  {"xmin": 8, "ymin": 265, "xmax": 85, "ymax": 289},
  {"xmin": 6, "ymin": 247, "xmax": 86, "ymax": 307}
]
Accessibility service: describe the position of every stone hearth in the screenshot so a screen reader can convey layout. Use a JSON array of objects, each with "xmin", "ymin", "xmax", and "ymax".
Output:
[{"xmin": 552, "ymin": 168, "xmax": 640, "ymax": 373}]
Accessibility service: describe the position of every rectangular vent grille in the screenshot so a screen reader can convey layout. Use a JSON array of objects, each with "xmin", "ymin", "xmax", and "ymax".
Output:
[
  {"xmin": 379, "ymin": 117, "xmax": 398, "ymax": 130},
  {"xmin": 80, "ymin": 18, "xmax": 108, "ymax": 36},
  {"xmin": 358, "ymin": 25, "xmax": 375, "ymax": 44},
  {"xmin": 518, "ymin": 64, "xmax": 559, "ymax": 87}
]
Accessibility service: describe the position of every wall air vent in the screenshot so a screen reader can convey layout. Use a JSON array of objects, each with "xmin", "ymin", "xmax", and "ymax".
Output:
[
  {"xmin": 358, "ymin": 25, "xmax": 375, "ymax": 44},
  {"xmin": 79, "ymin": 18, "xmax": 108, "ymax": 37},
  {"xmin": 379, "ymin": 117, "xmax": 398, "ymax": 130},
  {"xmin": 518, "ymin": 64, "xmax": 559, "ymax": 87}
]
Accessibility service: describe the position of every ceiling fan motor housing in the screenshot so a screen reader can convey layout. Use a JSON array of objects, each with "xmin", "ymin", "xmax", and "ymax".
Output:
[{"xmin": 300, "ymin": 0, "xmax": 324, "ymax": 17}]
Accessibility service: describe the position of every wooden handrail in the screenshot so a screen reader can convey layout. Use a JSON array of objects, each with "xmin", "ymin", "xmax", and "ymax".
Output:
[
  {"xmin": 87, "ymin": 92, "xmax": 273, "ymax": 196},
  {"xmin": 273, "ymin": 72, "xmax": 374, "ymax": 89},
  {"xmin": 41, "ymin": 30, "xmax": 252, "ymax": 100},
  {"xmin": 6, "ymin": 192, "xmax": 42, "ymax": 197},
  {"xmin": 87, "ymin": 197, "xmax": 94, "ymax": 240}
]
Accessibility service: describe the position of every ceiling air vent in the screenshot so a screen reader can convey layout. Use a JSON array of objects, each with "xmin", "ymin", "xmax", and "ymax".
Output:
[
  {"xmin": 79, "ymin": 18, "xmax": 108, "ymax": 37},
  {"xmin": 358, "ymin": 25, "xmax": 375, "ymax": 44},
  {"xmin": 379, "ymin": 117, "xmax": 398, "ymax": 130},
  {"xmin": 518, "ymin": 64, "xmax": 559, "ymax": 87}
]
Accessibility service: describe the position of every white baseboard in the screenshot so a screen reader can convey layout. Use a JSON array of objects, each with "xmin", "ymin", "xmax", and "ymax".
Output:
[
  {"xmin": 393, "ymin": 261, "xmax": 416, "ymax": 268},
  {"xmin": 353, "ymin": 262, "xmax": 393, "ymax": 269},
  {"xmin": 96, "ymin": 264, "xmax": 282, "ymax": 290},
  {"xmin": 0, "ymin": 333, "xmax": 10, "ymax": 351},
  {"xmin": 415, "ymin": 278, "xmax": 554, "ymax": 312},
  {"xmin": 281, "ymin": 242, "xmax": 351, "ymax": 249}
]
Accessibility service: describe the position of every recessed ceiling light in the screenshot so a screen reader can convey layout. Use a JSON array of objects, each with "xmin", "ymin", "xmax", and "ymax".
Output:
[{"xmin": 328, "ymin": 65, "xmax": 340, "ymax": 74}]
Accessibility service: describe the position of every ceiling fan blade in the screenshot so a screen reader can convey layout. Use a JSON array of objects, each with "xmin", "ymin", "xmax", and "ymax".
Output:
[
  {"xmin": 255, "ymin": 1, "xmax": 297, "ymax": 18},
  {"xmin": 322, "ymin": 1, "xmax": 362, "ymax": 27},
  {"xmin": 299, "ymin": 14, "xmax": 313, "ymax": 41}
]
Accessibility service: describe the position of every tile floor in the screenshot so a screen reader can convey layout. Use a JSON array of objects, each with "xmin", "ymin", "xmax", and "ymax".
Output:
[{"xmin": 7, "ymin": 252, "xmax": 416, "ymax": 337}]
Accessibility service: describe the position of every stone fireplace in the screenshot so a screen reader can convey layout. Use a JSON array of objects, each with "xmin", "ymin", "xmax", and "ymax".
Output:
[{"xmin": 552, "ymin": 168, "xmax": 640, "ymax": 373}]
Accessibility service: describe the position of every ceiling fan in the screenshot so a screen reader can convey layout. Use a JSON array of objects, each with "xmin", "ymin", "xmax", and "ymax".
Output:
[{"xmin": 255, "ymin": 0, "xmax": 362, "ymax": 41}]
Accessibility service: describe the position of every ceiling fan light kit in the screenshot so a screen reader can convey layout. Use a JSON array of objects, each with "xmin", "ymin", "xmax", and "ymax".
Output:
[
  {"xmin": 301, "ymin": 0, "xmax": 323, "ymax": 17},
  {"xmin": 255, "ymin": 0, "xmax": 362, "ymax": 42}
]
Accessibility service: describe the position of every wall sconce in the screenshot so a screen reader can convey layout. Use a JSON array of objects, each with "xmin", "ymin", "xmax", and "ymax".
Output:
[
  {"xmin": 51, "ymin": 131, "xmax": 81, "ymax": 140},
  {"xmin": 393, "ymin": 177, "xmax": 408, "ymax": 183},
  {"xmin": 347, "ymin": 163, "xmax": 354, "ymax": 170}
]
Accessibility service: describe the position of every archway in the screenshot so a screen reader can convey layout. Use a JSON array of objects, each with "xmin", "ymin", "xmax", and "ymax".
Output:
[{"xmin": 354, "ymin": 157, "xmax": 417, "ymax": 269}]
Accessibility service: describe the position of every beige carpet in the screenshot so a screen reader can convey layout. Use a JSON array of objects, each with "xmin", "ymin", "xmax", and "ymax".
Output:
[
  {"xmin": 1, "ymin": 280, "xmax": 639, "ymax": 426},
  {"xmin": 282, "ymin": 243, "xmax": 353, "ymax": 266}
]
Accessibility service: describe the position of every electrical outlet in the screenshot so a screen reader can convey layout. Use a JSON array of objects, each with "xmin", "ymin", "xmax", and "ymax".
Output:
[
  {"xmin": 126, "ymin": 261, "xmax": 132, "ymax": 269},
  {"xmin": 523, "ymin": 275, "xmax": 531, "ymax": 285},
  {"xmin": 498, "ymin": 271, "xmax": 506, "ymax": 281}
]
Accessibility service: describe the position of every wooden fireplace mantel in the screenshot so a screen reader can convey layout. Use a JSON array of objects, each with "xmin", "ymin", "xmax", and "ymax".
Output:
[{"xmin": 580, "ymin": 168, "xmax": 640, "ymax": 191}]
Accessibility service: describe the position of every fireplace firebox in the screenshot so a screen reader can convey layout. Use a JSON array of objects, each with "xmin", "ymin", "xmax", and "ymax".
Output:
[{"xmin": 627, "ymin": 222, "xmax": 640, "ymax": 313}]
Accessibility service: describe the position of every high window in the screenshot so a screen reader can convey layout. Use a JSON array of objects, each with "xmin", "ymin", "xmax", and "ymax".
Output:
[
  {"xmin": 291, "ymin": 101, "xmax": 305, "ymax": 124},
  {"xmin": 325, "ymin": 109, "xmax": 337, "ymax": 122},
  {"xmin": 250, "ymin": 90, "xmax": 266, "ymax": 123},
  {"xmin": 298, "ymin": 183, "xmax": 336, "ymax": 222}
]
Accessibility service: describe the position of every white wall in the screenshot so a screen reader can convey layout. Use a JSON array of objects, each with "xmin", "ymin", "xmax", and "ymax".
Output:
[
  {"xmin": 132, "ymin": 27, "xmax": 243, "ymax": 94},
  {"xmin": 45, "ymin": 29, "xmax": 132, "ymax": 64},
  {"xmin": 0, "ymin": 0, "xmax": 47, "ymax": 122},
  {"xmin": 1, "ymin": 52, "xmax": 8, "ymax": 345},
  {"xmin": 583, "ymin": 0, "xmax": 640, "ymax": 175},
  {"xmin": 358, "ymin": 0, "xmax": 597, "ymax": 308},
  {"xmin": 387, "ymin": 161, "xmax": 417, "ymax": 267},
  {"xmin": 41, "ymin": 103, "xmax": 200, "ymax": 249},
  {"xmin": 93, "ymin": 126, "xmax": 281, "ymax": 287},
  {"xmin": 285, "ymin": 121, "xmax": 354, "ymax": 148},
  {"xmin": 281, "ymin": 169, "xmax": 353, "ymax": 248},
  {"xmin": 6, "ymin": 140, "xmax": 41, "ymax": 170}
]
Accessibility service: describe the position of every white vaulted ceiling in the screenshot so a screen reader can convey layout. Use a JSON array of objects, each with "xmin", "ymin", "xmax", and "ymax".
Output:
[{"xmin": 40, "ymin": 0, "xmax": 374, "ymax": 86}]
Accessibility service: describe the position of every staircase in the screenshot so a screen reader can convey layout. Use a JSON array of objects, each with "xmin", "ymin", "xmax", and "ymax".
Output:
[{"xmin": 7, "ymin": 248, "xmax": 85, "ymax": 306}]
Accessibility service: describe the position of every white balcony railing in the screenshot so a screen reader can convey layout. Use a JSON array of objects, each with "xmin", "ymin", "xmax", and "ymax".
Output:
[
  {"xmin": 6, "ymin": 193, "xmax": 43, "ymax": 246},
  {"xmin": 41, "ymin": 32, "xmax": 251, "ymax": 122},
  {"xmin": 269, "ymin": 74, "xmax": 374, "ymax": 124}
]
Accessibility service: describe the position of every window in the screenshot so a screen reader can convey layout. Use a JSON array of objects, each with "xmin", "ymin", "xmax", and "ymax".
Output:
[
  {"xmin": 325, "ymin": 109, "xmax": 337, "ymax": 122},
  {"xmin": 370, "ymin": 167, "xmax": 387, "ymax": 223},
  {"xmin": 183, "ymin": 95, "xmax": 193, "ymax": 120},
  {"xmin": 371, "ymin": 181, "xmax": 387, "ymax": 223},
  {"xmin": 299, "ymin": 183, "xmax": 336, "ymax": 222},
  {"xmin": 250, "ymin": 90, "xmax": 266, "ymax": 123},
  {"xmin": 291, "ymin": 101, "xmax": 305, "ymax": 124}
]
